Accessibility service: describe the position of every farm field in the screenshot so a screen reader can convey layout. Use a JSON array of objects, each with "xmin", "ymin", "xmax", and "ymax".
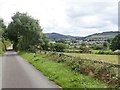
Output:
[{"xmin": 64, "ymin": 53, "xmax": 118, "ymax": 64}]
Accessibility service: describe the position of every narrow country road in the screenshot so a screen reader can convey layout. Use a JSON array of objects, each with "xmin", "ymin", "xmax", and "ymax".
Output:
[{"xmin": 2, "ymin": 50, "xmax": 61, "ymax": 89}]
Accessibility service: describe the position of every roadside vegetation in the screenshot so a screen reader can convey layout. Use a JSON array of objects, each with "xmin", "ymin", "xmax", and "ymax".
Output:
[
  {"xmin": 19, "ymin": 51, "xmax": 108, "ymax": 88},
  {"xmin": 0, "ymin": 18, "xmax": 10, "ymax": 55},
  {"xmin": 0, "ymin": 19, "xmax": 5, "ymax": 55}
]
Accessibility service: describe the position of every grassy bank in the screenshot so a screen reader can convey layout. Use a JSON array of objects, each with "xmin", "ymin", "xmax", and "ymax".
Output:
[{"xmin": 19, "ymin": 51, "xmax": 108, "ymax": 88}]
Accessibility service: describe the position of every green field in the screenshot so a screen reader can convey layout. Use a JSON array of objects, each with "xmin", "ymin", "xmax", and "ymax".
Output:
[
  {"xmin": 64, "ymin": 53, "xmax": 118, "ymax": 64},
  {"xmin": 19, "ymin": 51, "xmax": 108, "ymax": 88},
  {"xmin": 86, "ymin": 34, "xmax": 116, "ymax": 39}
]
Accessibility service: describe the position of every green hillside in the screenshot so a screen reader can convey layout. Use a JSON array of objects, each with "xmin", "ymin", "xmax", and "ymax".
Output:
[{"xmin": 85, "ymin": 31, "xmax": 119, "ymax": 40}]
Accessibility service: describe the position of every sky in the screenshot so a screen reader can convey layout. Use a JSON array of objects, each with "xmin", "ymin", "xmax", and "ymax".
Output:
[{"xmin": 0, "ymin": 0, "xmax": 119, "ymax": 36}]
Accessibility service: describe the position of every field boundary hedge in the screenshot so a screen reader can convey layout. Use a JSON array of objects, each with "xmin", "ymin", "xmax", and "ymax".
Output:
[{"xmin": 44, "ymin": 52, "xmax": 119, "ymax": 88}]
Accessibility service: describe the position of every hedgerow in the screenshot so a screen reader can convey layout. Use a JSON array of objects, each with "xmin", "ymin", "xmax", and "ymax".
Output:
[{"xmin": 47, "ymin": 52, "xmax": 119, "ymax": 88}]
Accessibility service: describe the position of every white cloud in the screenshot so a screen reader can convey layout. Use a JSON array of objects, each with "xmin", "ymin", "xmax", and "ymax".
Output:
[{"xmin": 0, "ymin": 0, "xmax": 119, "ymax": 36}]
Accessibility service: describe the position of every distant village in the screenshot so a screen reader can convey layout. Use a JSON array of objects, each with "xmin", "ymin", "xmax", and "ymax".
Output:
[
  {"xmin": 50, "ymin": 37, "xmax": 109, "ymax": 46},
  {"xmin": 46, "ymin": 31, "xmax": 119, "ymax": 46}
]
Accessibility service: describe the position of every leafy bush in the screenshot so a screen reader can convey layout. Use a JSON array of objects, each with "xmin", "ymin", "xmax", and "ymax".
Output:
[
  {"xmin": 91, "ymin": 44, "xmax": 103, "ymax": 50},
  {"xmin": 51, "ymin": 43, "xmax": 67, "ymax": 52}
]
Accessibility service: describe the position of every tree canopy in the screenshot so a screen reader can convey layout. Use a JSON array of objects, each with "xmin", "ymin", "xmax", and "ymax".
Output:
[
  {"xmin": 49, "ymin": 43, "xmax": 67, "ymax": 52},
  {"xmin": 0, "ymin": 18, "xmax": 6, "ymax": 29},
  {"xmin": 4, "ymin": 12, "xmax": 48, "ymax": 51},
  {"xmin": 0, "ymin": 18, "xmax": 8, "ymax": 52},
  {"xmin": 0, "ymin": 18, "xmax": 6, "ymax": 37},
  {"xmin": 110, "ymin": 33, "xmax": 120, "ymax": 51}
]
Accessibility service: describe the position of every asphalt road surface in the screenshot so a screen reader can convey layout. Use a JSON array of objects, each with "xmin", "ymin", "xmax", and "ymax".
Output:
[{"xmin": 2, "ymin": 50, "xmax": 61, "ymax": 89}]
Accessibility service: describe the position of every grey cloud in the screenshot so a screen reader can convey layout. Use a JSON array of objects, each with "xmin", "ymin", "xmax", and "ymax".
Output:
[
  {"xmin": 64, "ymin": 1, "xmax": 118, "ymax": 33},
  {"xmin": 44, "ymin": 0, "xmax": 118, "ymax": 36},
  {"xmin": 66, "ymin": 2, "xmax": 113, "ymax": 18},
  {"xmin": 45, "ymin": 0, "xmax": 118, "ymax": 36}
]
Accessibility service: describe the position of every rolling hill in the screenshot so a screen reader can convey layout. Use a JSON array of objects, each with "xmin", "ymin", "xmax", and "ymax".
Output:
[
  {"xmin": 45, "ymin": 33, "xmax": 81, "ymax": 39},
  {"xmin": 84, "ymin": 31, "xmax": 119, "ymax": 40},
  {"xmin": 45, "ymin": 31, "xmax": 119, "ymax": 40}
]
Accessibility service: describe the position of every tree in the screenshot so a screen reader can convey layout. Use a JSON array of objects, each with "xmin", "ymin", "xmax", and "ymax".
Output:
[
  {"xmin": 79, "ymin": 43, "xmax": 90, "ymax": 53},
  {"xmin": 5, "ymin": 12, "xmax": 48, "ymax": 51},
  {"xmin": 41, "ymin": 34, "xmax": 49, "ymax": 50},
  {"xmin": 49, "ymin": 43, "xmax": 55, "ymax": 51},
  {"xmin": 0, "ymin": 19, "xmax": 6, "ymax": 29},
  {"xmin": 91, "ymin": 44, "xmax": 103, "ymax": 50},
  {"xmin": 0, "ymin": 18, "xmax": 6, "ymax": 38},
  {"xmin": 0, "ymin": 19, "xmax": 5, "ymax": 52},
  {"xmin": 53, "ymin": 43, "xmax": 67, "ymax": 52},
  {"xmin": 55, "ymin": 39, "xmax": 66, "ymax": 44},
  {"xmin": 103, "ymin": 42, "xmax": 108, "ymax": 50},
  {"xmin": 0, "ymin": 18, "xmax": 10, "ymax": 51},
  {"xmin": 110, "ymin": 33, "xmax": 120, "ymax": 51}
]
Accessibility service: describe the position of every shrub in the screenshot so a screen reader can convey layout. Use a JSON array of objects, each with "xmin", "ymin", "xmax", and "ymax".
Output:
[{"xmin": 53, "ymin": 43, "xmax": 67, "ymax": 52}]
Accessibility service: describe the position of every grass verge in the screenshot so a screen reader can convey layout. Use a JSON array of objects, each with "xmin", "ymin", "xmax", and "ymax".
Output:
[{"xmin": 19, "ymin": 51, "xmax": 108, "ymax": 88}]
